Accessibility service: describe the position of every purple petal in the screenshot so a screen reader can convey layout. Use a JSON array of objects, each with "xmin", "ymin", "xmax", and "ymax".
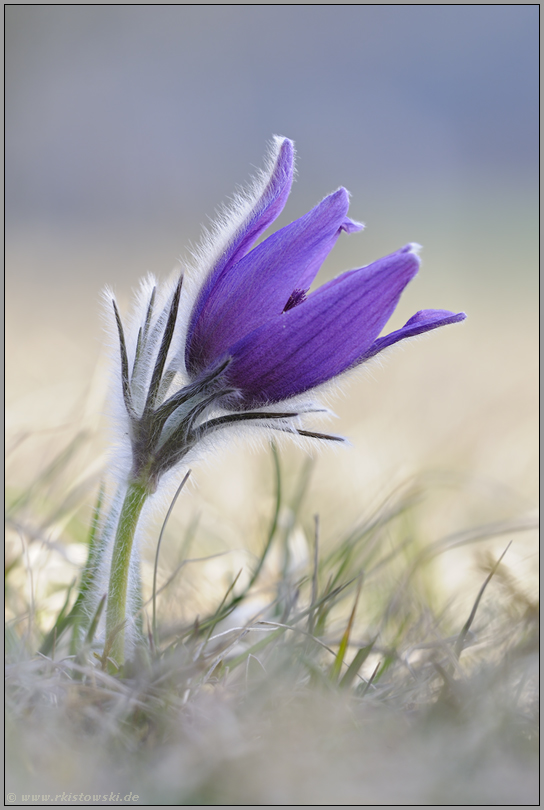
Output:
[
  {"xmin": 225, "ymin": 245, "xmax": 421, "ymax": 406},
  {"xmin": 186, "ymin": 188, "xmax": 363, "ymax": 374},
  {"xmin": 187, "ymin": 137, "xmax": 294, "ymax": 370},
  {"xmin": 361, "ymin": 309, "xmax": 467, "ymax": 360}
]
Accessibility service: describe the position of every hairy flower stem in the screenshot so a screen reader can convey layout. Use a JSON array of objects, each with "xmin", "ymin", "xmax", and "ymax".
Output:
[{"xmin": 105, "ymin": 481, "xmax": 148, "ymax": 670}]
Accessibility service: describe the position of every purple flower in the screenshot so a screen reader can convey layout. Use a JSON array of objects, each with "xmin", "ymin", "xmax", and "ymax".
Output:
[
  {"xmin": 185, "ymin": 137, "xmax": 465, "ymax": 408},
  {"xmin": 102, "ymin": 140, "xmax": 467, "ymax": 664},
  {"xmin": 109, "ymin": 136, "xmax": 465, "ymax": 491}
]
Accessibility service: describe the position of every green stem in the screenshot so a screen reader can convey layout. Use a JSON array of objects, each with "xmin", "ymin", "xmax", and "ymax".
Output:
[{"xmin": 105, "ymin": 481, "xmax": 148, "ymax": 670}]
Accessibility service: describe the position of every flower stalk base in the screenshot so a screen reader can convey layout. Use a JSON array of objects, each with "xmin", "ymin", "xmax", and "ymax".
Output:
[{"xmin": 104, "ymin": 481, "xmax": 148, "ymax": 670}]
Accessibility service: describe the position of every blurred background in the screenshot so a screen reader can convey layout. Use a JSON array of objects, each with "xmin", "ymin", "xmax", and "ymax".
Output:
[{"xmin": 6, "ymin": 6, "xmax": 538, "ymax": 614}]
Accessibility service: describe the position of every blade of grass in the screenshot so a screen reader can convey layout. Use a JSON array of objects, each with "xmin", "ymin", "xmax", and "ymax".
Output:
[
  {"xmin": 453, "ymin": 541, "xmax": 512, "ymax": 660},
  {"xmin": 204, "ymin": 569, "xmax": 243, "ymax": 643},
  {"xmin": 69, "ymin": 483, "xmax": 105, "ymax": 651},
  {"xmin": 85, "ymin": 593, "xmax": 107, "ymax": 645},
  {"xmin": 330, "ymin": 576, "xmax": 362, "ymax": 683},
  {"xmin": 152, "ymin": 470, "xmax": 192, "ymax": 645},
  {"xmin": 313, "ymin": 574, "xmax": 333, "ymax": 637},
  {"xmin": 281, "ymin": 454, "xmax": 314, "ymax": 579},
  {"xmin": 73, "ymin": 593, "xmax": 108, "ymax": 677},
  {"xmin": 358, "ymin": 660, "xmax": 381, "ymax": 697},
  {"xmin": 39, "ymin": 579, "xmax": 77, "ymax": 656},
  {"xmin": 307, "ymin": 514, "xmax": 319, "ymax": 636},
  {"xmin": 339, "ymin": 638, "xmax": 376, "ymax": 689},
  {"xmin": 37, "ymin": 483, "xmax": 104, "ymax": 656},
  {"xmin": 232, "ymin": 441, "xmax": 282, "ymax": 600}
]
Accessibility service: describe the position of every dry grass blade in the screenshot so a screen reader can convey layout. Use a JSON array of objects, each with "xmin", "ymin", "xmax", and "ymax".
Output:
[
  {"xmin": 453, "ymin": 541, "xmax": 512, "ymax": 661},
  {"xmin": 358, "ymin": 659, "xmax": 382, "ymax": 697},
  {"xmin": 204, "ymin": 569, "xmax": 243, "ymax": 643},
  {"xmin": 308, "ymin": 514, "xmax": 320, "ymax": 635}
]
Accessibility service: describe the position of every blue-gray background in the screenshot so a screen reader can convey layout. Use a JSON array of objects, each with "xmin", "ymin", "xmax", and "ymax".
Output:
[{"xmin": 7, "ymin": 5, "xmax": 537, "ymax": 264}]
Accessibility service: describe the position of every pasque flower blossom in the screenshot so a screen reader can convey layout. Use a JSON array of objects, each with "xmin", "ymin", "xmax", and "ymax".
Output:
[
  {"xmin": 109, "ymin": 136, "xmax": 465, "ymax": 492},
  {"xmin": 185, "ymin": 137, "xmax": 465, "ymax": 409},
  {"xmin": 101, "ymin": 136, "xmax": 465, "ymax": 666}
]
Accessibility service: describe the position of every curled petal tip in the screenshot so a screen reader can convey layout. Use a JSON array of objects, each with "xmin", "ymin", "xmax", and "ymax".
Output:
[
  {"xmin": 404, "ymin": 309, "xmax": 466, "ymax": 327},
  {"xmin": 400, "ymin": 242, "xmax": 423, "ymax": 258},
  {"xmin": 343, "ymin": 218, "xmax": 365, "ymax": 234},
  {"xmin": 326, "ymin": 188, "xmax": 364, "ymax": 234},
  {"xmin": 359, "ymin": 307, "xmax": 467, "ymax": 365}
]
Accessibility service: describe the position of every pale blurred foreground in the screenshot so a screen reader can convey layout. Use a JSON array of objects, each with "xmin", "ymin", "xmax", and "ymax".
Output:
[{"xmin": 5, "ymin": 228, "xmax": 538, "ymax": 804}]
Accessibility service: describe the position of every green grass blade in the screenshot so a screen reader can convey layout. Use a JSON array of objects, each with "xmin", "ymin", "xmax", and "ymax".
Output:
[
  {"xmin": 330, "ymin": 577, "xmax": 362, "ymax": 683},
  {"xmin": 39, "ymin": 579, "xmax": 77, "ymax": 656},
  {"xmin": 339, "ymin": 639, "xmax": 376, "ymax": 689}
]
